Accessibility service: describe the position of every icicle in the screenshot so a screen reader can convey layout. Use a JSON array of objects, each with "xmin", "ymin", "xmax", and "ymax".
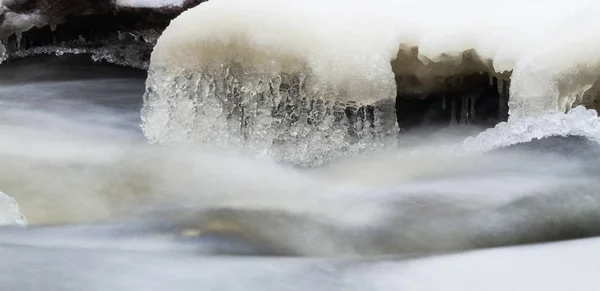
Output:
[
  {"xmin": 576, "ymin": 84, "xmax": 593, "ymax": 104},
  {"xmin": 50, "ymin": 24, "xmax": 57, "ymax": 32},
  {"xmin": 469, "ymin": 97, "xmax": 476, "ymax": 122},
  {"xmin": 564, "ymin": 94, "xmax": 578, "ymax": 113},
  {"xmin": 557, "ymin": 96, "xmax": 568, "ymax": 113},
  {"xmin": 498, "ymin": 80, "xmax": 507, "ymax": 120},
  {"xmin": 0, "ymin": 42, "xmax": 7, "ymax": 64},
  {"xmin": 489, "ymin": 74, "xmax": 494, "ymax": 86},
  {"xmin": 15, "ymin": 32, "xmax": 22, "ymax": 50},
  {"xmin": 497, "ymin": 78, "xmax": 504, "ymax": 95},
  {"xmin": 460, "ymin": 95, "xmax": 468, "ymax": 124},
  {"xmin": 450, "ymin": 98, "xmax": 457, "ymax": 125}
]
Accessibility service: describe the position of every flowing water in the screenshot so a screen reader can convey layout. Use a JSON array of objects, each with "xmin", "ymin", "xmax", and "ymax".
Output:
[{"xmin": 2, "ymin": 55, "xmax": 600, "ymax": 290}]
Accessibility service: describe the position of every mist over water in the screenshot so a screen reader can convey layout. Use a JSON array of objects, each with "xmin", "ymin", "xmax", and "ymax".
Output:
[
  {"xmin": 0, "ymin": 55, "xmax": 147, "ymax": 223},
  {"xmin": 2, "ymin": 55, "xmax": 600, "ymax": 290}
]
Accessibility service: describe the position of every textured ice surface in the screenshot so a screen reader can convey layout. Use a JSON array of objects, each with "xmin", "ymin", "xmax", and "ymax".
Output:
[
  {"xmin": 10, "ymin": 44, "xmax": 152, "ymax": 70},
  {"xmin": 0, "ymin": 191, "xmax": 27, "ymax": 227},
  {"xmin": 143, "ymin": 0, "xmax": 600, "ymax": 165},
  {"xmin": 461, "ymin": 106, "xmax": 600, "ymax": 153},
  {"xmin": 142, "ymin": 64, "xmax": 397, "ymax": 165}
]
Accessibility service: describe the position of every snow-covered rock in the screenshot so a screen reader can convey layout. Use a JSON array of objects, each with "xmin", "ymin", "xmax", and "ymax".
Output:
[{"xmin": 0, "ymin": 191, "xmax": 27, "ymax": 227}]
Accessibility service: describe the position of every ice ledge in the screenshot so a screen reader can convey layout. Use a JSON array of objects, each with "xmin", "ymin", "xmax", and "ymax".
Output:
[{"xmin": 0, "ymin": 0, "xmax": 205, "ymax": 66}]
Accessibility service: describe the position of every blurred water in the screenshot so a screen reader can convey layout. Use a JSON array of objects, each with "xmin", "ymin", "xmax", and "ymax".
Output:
[{"xmin": 1, "ymin": 55, "xmax": 600, "ymax": 290}]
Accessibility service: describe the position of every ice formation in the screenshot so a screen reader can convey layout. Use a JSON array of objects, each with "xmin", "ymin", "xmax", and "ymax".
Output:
[
  {"xmin": 142, "ymin": 0, "xmax": 600, "ymax": 164},
  {"xmin": 148, "ymin": 0, "xmax": 600, "ymax": 113},
  {"xmin": 460, "ymin": 106, "xmax": 600, "ymax": 153},
  {"xmin": 0, "ymin": 0, "xmax": 203, "ymax": 68},
  {"xmin": 0, "ymin": 191, "xmax": 27, "ymax": 227}
]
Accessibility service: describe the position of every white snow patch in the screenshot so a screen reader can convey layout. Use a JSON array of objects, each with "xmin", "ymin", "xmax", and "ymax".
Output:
[
  {"xmin": 0, "ymin": 191, "xmax": 27, "ymax": 227},
  {"xmin": 115, "ymin": 0, "xmax": 185, "ymax": 8},
  {"xmin": 151, "ymin": 0, "xmax": 600, "ymax": 116},
  {"xmin": 367, "ymin": 237, "xmax": 600, "ymax": 291},
  {"xmin": 0, "ymin": 11, "xmax": 47, "ymax": 38}
]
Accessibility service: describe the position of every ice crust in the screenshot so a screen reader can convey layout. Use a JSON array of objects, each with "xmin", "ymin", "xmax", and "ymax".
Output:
[{"xmin": 0, "ymin": 191, "xmax": 27, "ymax": 227}]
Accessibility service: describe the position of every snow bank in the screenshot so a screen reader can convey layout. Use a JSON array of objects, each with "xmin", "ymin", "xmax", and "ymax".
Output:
[
  {"xmin": 150, "ymin": 0, "xmax": 600, "ymax": 115},
  {"xmin": 368, "ymin": 237, "xmax": 600, "ymax": 291},
  {"xmin": 2, "ymin": 235, "xmax": 600, "ymax": 290},
  {"xmin": 0, "ymin": 191, "xmax": 27, "ymax": 227}
]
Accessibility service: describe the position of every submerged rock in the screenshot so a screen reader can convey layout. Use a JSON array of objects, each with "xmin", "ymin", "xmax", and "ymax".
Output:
[{"xmin": 0, "ymin": 191, "xmax": 27, "ymax": 227}]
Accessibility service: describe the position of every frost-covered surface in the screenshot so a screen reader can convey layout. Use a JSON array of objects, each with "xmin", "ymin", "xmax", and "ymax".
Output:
[
  {"xmin": 460, "ymin": 106, "xmax": 600, "ymax": 153},
  {"xmin": 0, "ymin": 191, "xmax": 27, "ymax": 227}
]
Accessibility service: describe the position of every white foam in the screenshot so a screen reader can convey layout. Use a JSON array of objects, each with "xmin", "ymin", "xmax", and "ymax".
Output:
[
  {"xmin": 0, "ymin": 191, "xmax": 27, "ymax": 227},
  {"xmin": 151, "ymin": 0, "xmax": 600, "ymax": 115}
]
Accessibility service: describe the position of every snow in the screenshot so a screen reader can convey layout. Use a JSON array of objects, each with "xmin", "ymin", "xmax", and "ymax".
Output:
[
  {"xmin": 0, "ymin": 11, "xmax": 46, "ymax": 37},
  {"xmin": 150, "ymin": 0, "xmax": 600, "ymax": 116},
  {"xmin": 2, "ymin": 236, "xmax": 600, "ymax": 290},
  {"xmin": 0, "ymin": 191, "xmax": 27, "ymax": 227},
  {"xmin": 115, "ymin": 0, "xmax": 186, "ymax": 8},
  {"xmin": 366, "ymin": 237, "xmax": 600, "ymax": 291}
]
